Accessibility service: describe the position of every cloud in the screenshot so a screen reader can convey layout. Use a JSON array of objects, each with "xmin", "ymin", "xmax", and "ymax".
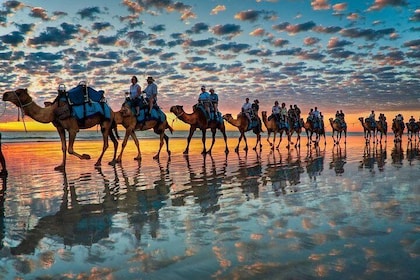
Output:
[
  {"xmin": 211, "ymin": 5, "xmax": 226, "ymax": 15},
  {"xmin": 235, "ymin": 10, "xmax": 262, "ymax": 22},
  {"xmin": 368, "ymin": 0, "xmax": 408, "ymax": 11},
  {"xmin": 186, "ymin": 22, "xmax": 209, "ymax": 34},
  {"xmin": 30, "ymin": 7, "xmax": 49, "ymax": 20},
  {"xmin": 327, "ymin": 37, "xmax": 352, "ymax": 48},
  {"xmin": 213, "ymin": 42, "xmax": 251, "ymax": 53},
  {"xmin": 92, "ymin": 22, "xmax": 113, "ymax": 32},
  {"xmin": 0, "ymin": 31, "xmax": 25, "ymax": 46},
  {"xmin": 340, "ymin": 27, "xmax": 395, "ymax": 41},
  {"xmin": 211, "ymin": 24, "xmax": 242, "ymax": 38},
  {"xmin": 249, "ymin": 28, "xmax": 266, "ymax": 37},
  {"xmin": 77, "ymin": 6, "xmax": 101, "ymax": 20},
  {"xmin": 150, "ymin": 24, "xmax": 166, "ymax": 32},
  {"xmin": 27, "ymin": 23, "xmax": 80, "ymax": 47},
  {"xmin": 304, "ymin": 37, "xmax": 320, "ymax": 46},
  {"xmin": 311, "ymin": 0, "xmax": 331, "ymax": 11}
]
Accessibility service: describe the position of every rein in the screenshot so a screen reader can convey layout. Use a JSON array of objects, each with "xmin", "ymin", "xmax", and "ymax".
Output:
[{"xmin": 13, "ymin": 90, "xmax": 31, "ymax": 132}]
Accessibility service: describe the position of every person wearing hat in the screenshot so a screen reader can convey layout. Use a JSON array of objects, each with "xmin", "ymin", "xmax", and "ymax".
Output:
[
  {"xmin": 198, "ymin": 85, "xmax": 211, "ymax": 117},
  {"xmin": 209, "ymin": 88, "xmax": 219, "ymax": 118},
  {"xmin": 143, "ymin": 76, "xmax": 158, "ymax": 116}
]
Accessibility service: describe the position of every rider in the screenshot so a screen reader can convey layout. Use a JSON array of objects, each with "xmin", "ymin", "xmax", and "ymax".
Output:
[
  {"xmin": 209, "ymin": 88, "xmax": 218, "ymax": 118},
  {"xmin": 368, "ymin": 110, "xmax": 376, "ymax": 128},
  {"xmin": 198, "ymin": 85, "xmax": 211, "ymax": 116},
  {"xmin": 271, "ymin": 101, "xmax": 280, "ymax": 122},
  {"xmin": 313, "ymin": 107, "xmax": 320, "ymax": 128},
  {"xmin": 143, "ymin": 76, "xmax": 158, "ymax": 116},
  {"xmin": 280, "ymin": 102, "xmax": 288, "ymax": 123},
  {"xmin": 242, "ymin": 98, "xmax": 252, "ymax": 123},
  {"xmin": 129, "ymin": 76, "xmax": 142, "ymax": 116}
]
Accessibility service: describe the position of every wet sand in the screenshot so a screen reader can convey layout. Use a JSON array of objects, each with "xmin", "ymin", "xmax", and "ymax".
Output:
[{"xmin": 0, "ymin": 135, "xmax": 419, "ymax": 279}]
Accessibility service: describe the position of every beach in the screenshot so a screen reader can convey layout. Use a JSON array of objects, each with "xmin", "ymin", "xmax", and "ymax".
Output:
[{"xmin": 0, "ymin": 133, "xmax": 419, "ymax": 279}]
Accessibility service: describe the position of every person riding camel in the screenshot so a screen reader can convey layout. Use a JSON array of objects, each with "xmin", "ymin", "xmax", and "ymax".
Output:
[
  {"xmin": 143, "ymin": 76, "xmax": 158, "ymax": 116},
  {"xmin": 368, "ymin": 110, "xmax": 376, "ymax": 128},
  {"xmin": 271, "ymin": 101, "xmax": 280, "ymax": 122},
  {"xmin": 198, "ymin": 85, "xmax": 211, "ymax": 117},
  {"xmin": 209, "ymin": 88, "xmax": 219, "ymax": 118},
  {"xmin": 241, "ymin": 98, "xmax": 252, "ymax": 123}
]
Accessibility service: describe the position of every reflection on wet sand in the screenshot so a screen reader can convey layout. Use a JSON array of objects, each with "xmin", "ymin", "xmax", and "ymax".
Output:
[
  {"xmin": 10, "ymin": 170, "xmax": 118, "ymax": 255},
  {"xmin": 1, "ymin": 136, "xmax": 420, "ymax": 279},
  {"xmin": 0, "ymin": 178, "xmax": 6, "ymax": 250},
  {"xmin": 391, "ymin": 142, "xmax": 404, "ymax": 168},
  {"xmin": 171, "ymin": 154, "xmax": 226, "ymax": 215},
  {"xmin": 305, "ymin": 145, "xmax": 325, "ymax": 181},
  {"xmin": 263, "ymin": 148, "xmax": 303, "ymax": 195},
  {"xmin": 359, "ymin": 142, "xmax": 387, "ymax": 172},
  {"xmin": 406, "ymin": 141, "xmax": 420, "ymax": 165},
  {"xmin": 329, "ymin": 144, "xmax": 347, "ymax": 176}
]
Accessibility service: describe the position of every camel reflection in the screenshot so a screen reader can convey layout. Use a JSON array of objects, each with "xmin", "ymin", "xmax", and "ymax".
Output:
[
  {"xmin": 233, "ymin": 150, "xmax": 263, "ymax": 200},
  {"xmin": 0, "ymin": 177, "xmax": 6, "ymax": 250},
  {"xmin": 11, "ymin": 170, "xmax": 118, "ymax": 255},
  {"xmin": 406, "ymin": 141, "xmax": 420, "ymax": 165},
  {"xmin": 122, "ymin": 159, "xmax": 171, "ymax": 240},
  {"xmin": 391, "ymin": 142, "xmax": 404, "ymax": 167},
  {"xmin": 305, "ymin": 146, "xmax": 325, "ymax": 181},
  {"xmin": 359, "ymin": 143, "xmax": 387, "ymax": 172},
  {"xmin": 172, "ymin": 154, "xmax": 226, "ymax": 215},
  {"xmin": 329, "ymin": 144, "xmax": 346, "ymax": 176},
  {"xmin": 263, "ymin": 148, "xmax": 303, "ymax": 196}
]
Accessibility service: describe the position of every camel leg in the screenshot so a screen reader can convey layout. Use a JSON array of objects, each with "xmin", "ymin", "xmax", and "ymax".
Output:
[
  {"xmin": 163, "ymin": 133, "xmax": 171, "ymax": 157},
  {"xmin": 117, "ymin": 129, "xmax": 135, "ymax": 162},
  {"xmin": 153, "ymin": 132, "xmax": 164, "ymax": 159},
  {"xmin": 108, "ymin": 126, "xmax": 119, "ymax": 165},
  {"xmin": 55, "ymin": 127, "xmax": 67, "ymax": 171},
  {"xmin": 184, "ymin": 127, "xmax": 195, "ymax": 154},
  {"xmin": 235, "ymin": 134, "xmax": 243, "ymax": 153},
  {"xmin": 67, "ymin": 130, "xmax": 91, "ymax": 161},
  {"xmin": 207, "ymin": 128, "xmax": 217, "ymax": 154},
  {"xmin": 220, "ymin": 127, "xmax": 229, "ymax": 154},
  {"xmin": 201, "ymin": 129, "xmax": 207, "ymax": 155},
  {"xmin": 94, "ymin": 126, "xmax": 110, "ymax": 167},
  {"xmin": 276, "ymin": 132, "xmax": 282, "ymax": 150}
]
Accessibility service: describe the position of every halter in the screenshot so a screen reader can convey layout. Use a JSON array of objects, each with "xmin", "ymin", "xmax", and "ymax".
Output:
[{"xmin": 14, "ymin": 90, "xmax": 33, "ymax": 108}]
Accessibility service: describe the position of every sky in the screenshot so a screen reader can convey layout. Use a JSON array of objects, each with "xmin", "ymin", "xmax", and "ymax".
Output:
[{"xmin": 0, "ymin": 0, "xmax": 419, "ymax": 132}]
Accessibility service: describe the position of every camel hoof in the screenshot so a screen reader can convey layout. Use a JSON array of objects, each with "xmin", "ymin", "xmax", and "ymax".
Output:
[
  {"xmin": 82, "ymin": 154, "xmax": 91, "ymax": 160},
  {"xmin": 134, "ymin": 156, "xmax": 141, "ymax": 161},
  {"xmin": 183, "ymin": 150, "xmax": 189, "ymax": 155},
  {"xmin": 108, "ymin": 160, "xmax": 117, "ymax": 166},
  {"xmin": 94, "ymin": 162, "xmax": 101, "ymax": 167},
  {"xmin": 153, "ymin": 154, "xmax": 159, "ymax": 160},
  {"xmin": 168, "ymin": 151, "xmax": 171, "ymax": 156},
  {"xmin": 235, "ymin": 148, "xmax": 239, "ymax": 153},
  {"xmin": 225, "ymin": 149, "xmax": 229, "ymax": 154}
]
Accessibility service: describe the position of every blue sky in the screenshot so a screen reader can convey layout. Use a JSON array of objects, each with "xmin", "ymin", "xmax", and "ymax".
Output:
[{"xmin": 0, "ymin": 0, "xmax": 419, "ymax": 125}]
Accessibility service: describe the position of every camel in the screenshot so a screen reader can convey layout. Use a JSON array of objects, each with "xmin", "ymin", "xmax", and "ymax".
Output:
[
  {"xmin": 304, "ymin": 118, "xmax": 326, "ymax": 146},
  {"xmin": 376, "ymin": 115, "xmax": 388, "ymax": 143},
  {"xmin": 114, "ymin": 101, "xmax": 173, "ymax": 161},
  {"xmin": 358, "ymin": 117, "xmax": 377, "ymax": 143},
  {"xmin": 329, "ymin": 118, "xmax": 347, "ymax": 144},
  {"xmin": 392, "ymin": 118, "xmax": 405, "ymax": 143},
  {"xmin": 2, "ymin": 88, "xmax": 118, "ymax": 170},
  {"xmin": 170, "ymin": 105, "xmax": 229, "ymax": 155},
  {"xmin": 406, "ymin": 121, "xmax": 420, "ymax": 142},
  {"xmin": 261, "ymin": 111, "xmax": 290, "ymax": 149},
  {"xmin": 289, "ymin": 117, "xmax": 304, "ymax": 148},
  {"xmin": 223, "ymin": 113, "xmax": 262, "ymax": 152}
]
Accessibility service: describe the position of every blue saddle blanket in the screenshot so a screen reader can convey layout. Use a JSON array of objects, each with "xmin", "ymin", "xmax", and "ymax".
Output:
[
  {"xmin": 67, "ymin": 85, "xmax": 105, "ymax": 105},
  {"xmin": 136, "ymin": 107, "xmax": 166, "ymax": 123},
  {"xmin": 195, "ymin": 104, "xmax": 223, "ymax": 124},
  {"xmin": 72, "ymin": 102, "xmax": 111, "ymax": 120}
]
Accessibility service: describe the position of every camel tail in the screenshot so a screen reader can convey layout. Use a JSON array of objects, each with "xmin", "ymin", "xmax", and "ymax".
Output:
[{"xmin": 112, "ymin": 119, "xmax": 120, "ymax": 140}]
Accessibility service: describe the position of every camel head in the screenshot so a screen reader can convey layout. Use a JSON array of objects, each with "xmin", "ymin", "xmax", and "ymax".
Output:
[
  {"xmin": 170, "ymin": 105, "xmax": 184, "ymax": 116},
  {"xmin": 358, "ymin": 117, "xmax": 364, "ymax": 123},
  {"xmin": 222, "ymin": 113, "xmax": 232, "ymax": 121},
  {"xmin": 3, "ymin": 88, "xmax": 32, "ymax": 108}
]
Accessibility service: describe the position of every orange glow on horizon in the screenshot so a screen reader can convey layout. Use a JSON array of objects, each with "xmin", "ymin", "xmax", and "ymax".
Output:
[{"xmin": 0, "ymin": 110, "xmax": 418, "ymax": 133}]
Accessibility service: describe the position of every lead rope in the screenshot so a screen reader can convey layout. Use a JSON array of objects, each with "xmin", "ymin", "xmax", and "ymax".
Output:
[{"xmin": 14, "ymin": 91, "xmax": 29, "ymax": 133}]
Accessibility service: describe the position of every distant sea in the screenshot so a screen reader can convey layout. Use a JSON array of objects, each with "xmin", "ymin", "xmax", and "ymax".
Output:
[{"xmin": 0, "ymin": 130, "xmax": 365, "ymax": 143}]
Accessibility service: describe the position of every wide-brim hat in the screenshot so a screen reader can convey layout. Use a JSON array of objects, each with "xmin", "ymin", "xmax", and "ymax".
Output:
[{"xmin": 146, "ymin": 76, "xmax": 155, "ymax": 82}]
